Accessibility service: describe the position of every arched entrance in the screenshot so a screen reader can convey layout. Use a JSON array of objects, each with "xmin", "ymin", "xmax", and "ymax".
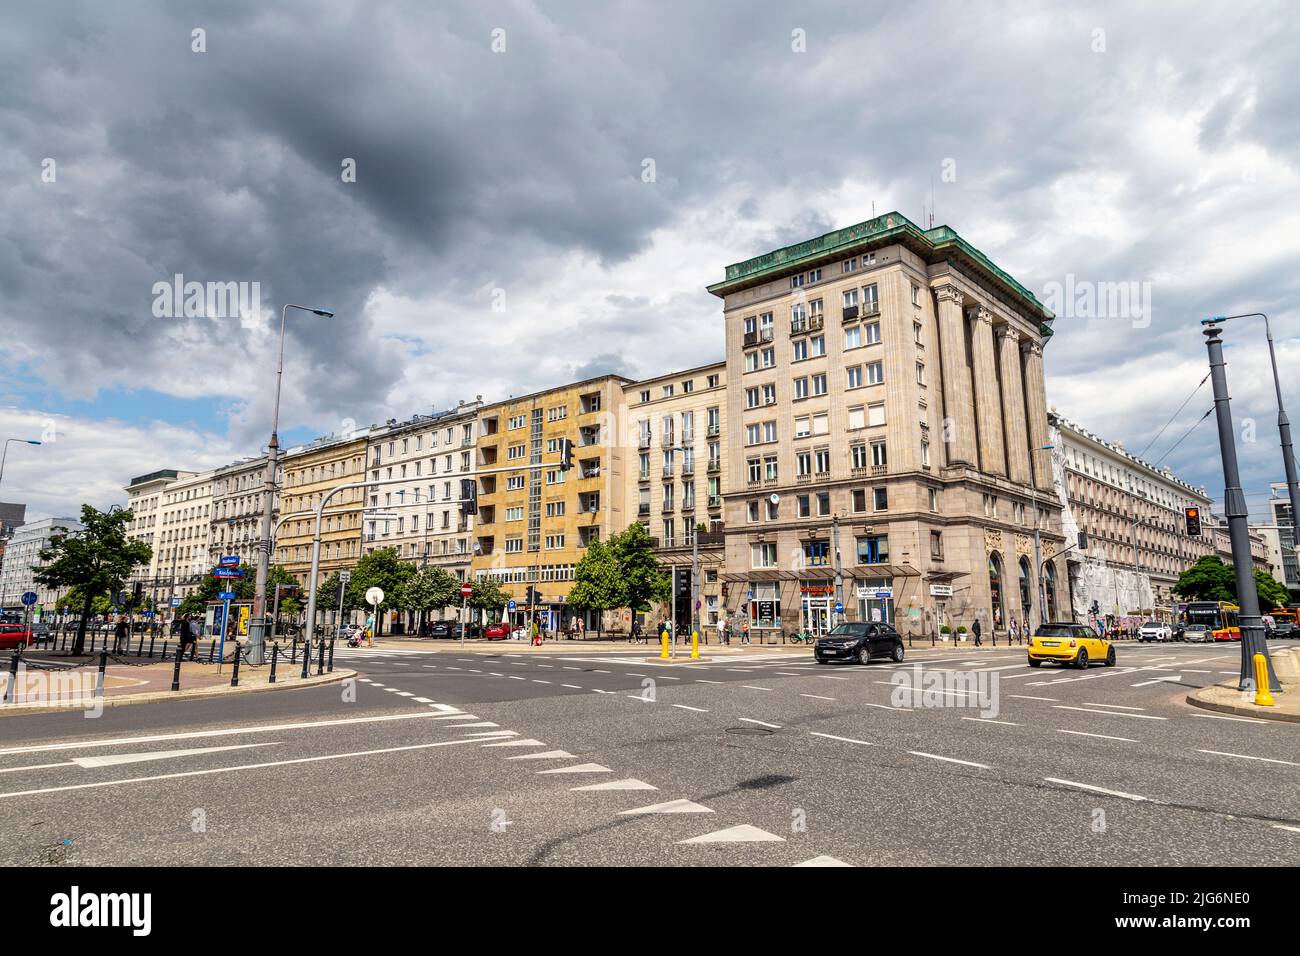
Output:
[
  {"xmin": 1018, "ymin": 556, "xmax": 1033, "ymax": 630},
  {"xmin": 1044, "ymin": 561, "xmax": 1059, "ymax": 621},
  {"xmin": 988, "ymin": 552, "xmax": 1005, "ymax": 630}
]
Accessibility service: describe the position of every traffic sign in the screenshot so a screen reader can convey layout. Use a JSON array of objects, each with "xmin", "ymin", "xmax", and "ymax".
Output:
[
  {"xmin": 170, "ymin": 597, "xmax": 182, "ymax": 607},
  {"xmin": 340, "ymin": 570, "xmax": 352, "ymax": 583},
  {"xmin": 507, "ymin": 600, "xmax": 517, "ymax": 612},
  {"xmin": 217, "ymin": 591, "xmax": 237, "ymax": 601},
  {"xmin": 460, "ymin": 584, "xmax": 474, "ymax": 598},
  {"xmin": 213, "ymin": 568, "xmax": 244, "ymax": 579},
  {"xmin": 218, "ymin": 555, "xmax": 241, "ymax": 568},
  {"xmin": 20, "ymin": 591, "xmax": 37, "ymax": 606},
  {"xmin": 365, "ymin": 586, "xmax": 385, "ymax": 606},
  {"xmin": 833, "ymin": 602, "xmax": 844, "ymax": 614}
]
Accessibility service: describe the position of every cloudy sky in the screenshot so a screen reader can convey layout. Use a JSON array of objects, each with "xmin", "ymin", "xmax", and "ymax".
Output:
[{"xmin": 1, "ymin": 0, "xmax": 1297, "ymax": 522}]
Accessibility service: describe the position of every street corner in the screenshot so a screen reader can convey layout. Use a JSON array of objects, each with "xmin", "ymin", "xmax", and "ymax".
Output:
[{"xmin": 1186, "ymin": 679, "xmax": 1300, "ymax": 724}]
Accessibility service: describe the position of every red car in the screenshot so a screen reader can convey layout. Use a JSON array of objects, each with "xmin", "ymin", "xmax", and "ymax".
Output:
[
  {"xmin": 483, "ymin": 623, "xmax": 511, "ymax": 640},
  {"xmin": 0, "ymin": 624, "xmax": 33, "ymax": 650}
]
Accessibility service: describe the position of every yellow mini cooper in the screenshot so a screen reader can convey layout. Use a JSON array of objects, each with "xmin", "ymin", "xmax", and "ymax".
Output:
[{"xmin": 1027, "ymin": 622, "xmax": 1115, "ymax": 668}]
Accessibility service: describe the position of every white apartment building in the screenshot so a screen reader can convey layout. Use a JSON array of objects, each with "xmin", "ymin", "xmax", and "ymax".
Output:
[
  {"xmin": 209, "ymin": 455, "xmax": 281, "ymax": 570},
  {"xmin": 148, "ymin": 469, "xmax": 215, "ymax": 607},
  {"xmin": 0, "ymin": 516, "xmax": 83, "ymax": 612},
  {"xmin": 125, "ymin": 469, "xmax": 191, "ymax": 597}
]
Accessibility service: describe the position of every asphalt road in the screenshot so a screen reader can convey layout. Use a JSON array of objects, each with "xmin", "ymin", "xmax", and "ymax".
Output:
[{"xmin": 1, "ymin": 638, "xmax": 1296, "ymax": 866}]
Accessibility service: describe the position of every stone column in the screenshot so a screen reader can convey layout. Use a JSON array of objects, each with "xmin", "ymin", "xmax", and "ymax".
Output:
[
  {"xmin": 934, "ymin": 284, "xmax": 977, "ymax": 467},
  {"xmin": 997, "ymin": 326, "xmax": 1031, "ymax": 486},
  {"xmin": 970, "ymin": 307, "xmax": 1006, "ymax": 476},
  {"xmin": 1022, "ymin": 339, "xmax": 1051, "ymax": 491}
]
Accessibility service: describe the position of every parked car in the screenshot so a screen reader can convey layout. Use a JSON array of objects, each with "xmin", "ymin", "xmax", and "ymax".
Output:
[
  {"xmin": 1138, "ymin": 621, "xmax": 1172, "ymax": 642},
  {"xmin": 1027, "ymin": 622, "xmax": 1115, "ymax": 668},
  {"xmin": 1270, "ymin": 621, "xmax": 1299, "ymax": 639},
  {"xmin": 426, "ymin": 621, "xmax": 454, "ymax": 639},
  {"xmin": 814, "ymin": 622, "xmax": 905, "ymax": 665},
  {"xmin": 1182, "ymin": 624, "xmax": 1212, "ymax": 643},
  {"xmin": 0, "ymin": 624, "xmax": 34, "ymax": 650},
  {"xmin": 30, "ymin": 622, "xmax": 52, "ymax": 644},
  {"xmin": 483, "ymin": 623, "xmax": 512, "ymax": 640}
]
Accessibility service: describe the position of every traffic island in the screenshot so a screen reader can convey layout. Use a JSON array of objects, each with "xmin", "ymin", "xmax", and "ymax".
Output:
[
  {"xmin": 1186, "ymin": 647, "xmax": 1300, "ymax": 723},
  {"xmin": 0, "ymin": 656, "xmax": 355, "ymax": 717}
]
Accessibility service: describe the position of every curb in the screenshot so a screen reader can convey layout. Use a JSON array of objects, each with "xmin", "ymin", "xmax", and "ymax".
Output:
[
  {"xmin": 0, "ymin": 668, "xmax": 356, "ymax": 717},
  {"xmin": 1185, "ymin": 685, "xmax": 1300, "ymax": 725}
]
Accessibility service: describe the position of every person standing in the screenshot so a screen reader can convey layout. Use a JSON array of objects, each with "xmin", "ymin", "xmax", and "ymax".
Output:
[
  {"xmin": 113, "ymin": 615, "xmax": 128, "ymax": 654},
  {"xmin": 740, "ymin": 620, "xmax": 751, "ymax": 645},
  {"xmin": 972, "ymin": 616, "xmax": 983, "ymax": 647},
  {"xmin": 1008, "ymin": 618, "xmax": 1019, "ymax": 645},
  {"xmin": 716, "ymin": 616, "xmax": 726, "ymax": 646}
]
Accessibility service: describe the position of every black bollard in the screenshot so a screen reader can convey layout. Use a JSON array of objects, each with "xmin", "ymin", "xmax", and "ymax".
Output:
[
  {"xmin": 148, "ymin": 635, "xmax": 156, "ymax": 659},
  {"xmin": 229, "ymin": 644, "xmax": 241, "ymax": 687},
  {"xmin": 327, "ymin": 638, "xmax": 335, "ymax": 673},
  {"xmin": 136, "ymin": 633, "xmax": 145, "ymax": 657},
  {"xmin": 3, "ymin": 649, "xmax": 19, "ymax": 703},
  {"xmin": 300, "ymin": 639, "xmax": 311, "ymax": 679},
  {"xmin": 96, "ymin": 649, "xmax": 108, "ymax": 699},
  {"xmin": 208, "ymin": 639, "xmax": 216, "ymax": 663},
  {"xmin": 161, "ymin": 641, "xmax": 169, "ymax": 660},
  {"xmin": 269, "ymin": 643, "xmax": 279, "ymax": 684},
  {"xmin": 170, "ymin": 640, "xmax": 184, "ymax": 692},
  {"xmin": 317, "ymin": 636, "xmax": 326, "ymax": 676}
]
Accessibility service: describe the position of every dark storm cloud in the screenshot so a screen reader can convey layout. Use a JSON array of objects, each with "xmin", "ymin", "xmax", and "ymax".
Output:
[{"xmin": 1, "ymin": 0, "xmax": 1298, "ymax": 506}]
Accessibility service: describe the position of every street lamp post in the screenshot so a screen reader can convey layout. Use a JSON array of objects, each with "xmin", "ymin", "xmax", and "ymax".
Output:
[
  {"xmin": 1202, "ymin": 324, "xmax": 1280, "ymax": 692},
  {"xmin": 249, "ymin": 303, "xmax": 334, "ymax": 665},
  {"xmin": 0, "ymin": 438, "xmax": 41, "ymax": 487},
  {"xmin": 1202, "ymin": 313, "xmax": 1300, "ymax": 602}
]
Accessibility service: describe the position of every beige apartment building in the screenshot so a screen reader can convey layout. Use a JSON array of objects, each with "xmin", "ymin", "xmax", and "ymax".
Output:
[
  {"xmin": 276, "ymin": 431, "xmax": 371, "ymax": 589},
  {"xmin": 472, "ymin": 376, "xmax": 630, "ymax": 631},
  {"xmin": 623, "ymin": 362, "xmax": 729, "ymax": 628},
  {"xmin": 709, "ymin": 212, "xmax": 1064, "ymax": 639},
  {"xmin": 362, "ymin": 401, "xmax": 482, "ymax": 598},
  {"xmin": 209, "ymin": 455, "xmax": 279, "ymax": 572}
]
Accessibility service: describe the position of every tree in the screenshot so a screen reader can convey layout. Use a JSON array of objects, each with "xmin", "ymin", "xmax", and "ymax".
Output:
[
  {"xmin": 1256, "ymin": 570, "xmax": 1290, "ymax": 611},
  {"xmin": 610, "ymin": 522, "xmax": 671, "ymax": 624},
  {"xmin": 1172, "ymin": 556, "xmax": 1236, "ymax": 602},
  {"xmin": 568, "ymin": 538, "xmax": 622, "ymax": 636},
  {"xmin": 468, "ymin": 577, "xmax": 510, "ymax": 615},
  {"xmin": 316, "ymin": 570, "xmax": 361, "ymax": 615},
  {"xmin": 403, "ymin": 566, "xmax": 460, "ymax": 629},
  {"xmin": 177, "ymin": 563, "xmax": 296, "ymax": 619},
  {"xmin": 35, "ymin": 505, "xmax": 152, "ymax": 655},
  {"xmin": 346, "ymin": 548, "xmax": 415, "ymax": 636}
]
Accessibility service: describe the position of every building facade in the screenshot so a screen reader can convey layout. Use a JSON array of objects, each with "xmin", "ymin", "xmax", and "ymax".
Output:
[
  {"xmin": 209, "ymin": 456, "xmax": 280, "ymax": 572},
  {"xmin": 0, "ymin": 516, "xmax": 82, "ymax": 612},
  {"xmin": 623, "ymin": 362, "xmax": 728, "ymax": 628},
  {"xmin": 276, "ymin": 431, "xmax": 371, "ymax": 589},
  {"xmin": 1265, "ymin": 482, "xmax": 1297, "ymax": 594},
  {"xmin": 472, "ymin": 376, "xmax": 631, "ymax": 631},
  {"xmin": 710, "ymin": 212, "xmax": 1065, "ymax": 639},
  {"xmin": 146, "ymin": 469, "xmax": 215, "ymax": 608},
  {"xmin": 124, "ymin": 469, "xmax": 190, "ymax": 600}
]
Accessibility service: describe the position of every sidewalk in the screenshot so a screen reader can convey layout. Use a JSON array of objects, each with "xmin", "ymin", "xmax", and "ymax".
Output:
[
  {"xmin": 0, "ymin": 653, "xmax": 353, "ymax": 716},
  {"xmin": 1186, "ymin": 646, "xmax": 1300, "ymax": 724}
]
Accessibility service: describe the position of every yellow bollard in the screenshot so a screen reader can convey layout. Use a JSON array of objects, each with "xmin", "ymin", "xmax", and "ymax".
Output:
[
  {"xmin": 1253, "ymin": 653, "xmax": 1275, "ymax": 707},
  {"xmin": 660, "ymin": 630, "xmax": 670, "ymax": 659},
  {"xmin": 690, "ymin": 630, "xmax": 699, "ymax": 659}
]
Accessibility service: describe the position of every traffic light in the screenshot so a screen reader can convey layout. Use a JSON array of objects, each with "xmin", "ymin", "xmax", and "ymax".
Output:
[
  {"xmin": 526, "ymin": 586, "xmax": 540, "ymax": 607},
  {"xmin": 459, "ymin": 478, "xmax": 477, "ymax": 515},
  {"xmin": 559, "ymin": 438, "xmax": 574, "ymax": 472},
  {"xmin": 1184, "ymin": 507, "xmax": 1201, "ymax": 537}
]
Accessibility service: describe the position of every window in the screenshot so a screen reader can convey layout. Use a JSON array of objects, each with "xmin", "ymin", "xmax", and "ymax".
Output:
[
  {"xmin": 848, "ymin": 406, "xmax": 865, "ymax": 430},
  {"xmin": 790, "ymin": 274, "xmax": 804, "ymax": 290},
  {"xmin": 862, "ymin": 283, "xmax": 879, "ymax": 313},
  {"xmin": 851, "ymin": 443, "xmax": 868, "ymax": 469},
  {"xmin": 842, "ymin": 288, "xmax": 858, "ymax": 309},
  {"xmin": 814, "ymin": 448, "xmax": 830, "ymax": 474},
  {"xmin": 921, "ymin": 440, "xmax": 931, "ymax": 468},
  {"xmin": 872, "ymin": 441, "xmax": 887, "ymax": 467},
  {"xmin": 929, "ymin": 488, "xmax": 940, "ymax": 512},
  {"xmin": 847, "ymin": 366, "xmax": 863, "ymax": 389},
  {"xmin": 745, "ymin": 351, "xmax": 759, "ymax": 372},
  {"xmin": 911, "ymin": 284, "xmax": 921, "ymax": 306},
  {"xmin": 916, "ymin": 362, "xmax": 926, "ymax": 385},
  {"xmin": 682, "ymin": 380, "xmax": 694, "ymax": 394},
  {"xmin": 845, "ymin": 326, "xmax": 861, "ymax": 349},
  {"xmin": 914, "ymin": 321, "xmax": 924, "ymax": 345},
  {"xmin": 810, "ymin": 335, "xmax": 825, "ymax": 357},
  {"xmin": 761, "ymin": 383, "xmax": 776, "ymax": 405},
  {"xmin": 873, "ymin": 487, "xmax": 888, "ymax": 511},
  {"xmin": 857, "ymin": 535, "xmax": 889, "ymax": 564},
  {"xmin": 842, "ymin": 258, "xmax": 858, "ymax": 274},
  {"xmin": 761, "ymin": 347, "xmax": 775, "ymax": 368},
  {"xmin": 747, "ymin": 500, "xmax": 760, "ymax": 522},
  {"xmin": 864, "ymin": 321, "xmax": 881, "ymax": 345},
  {"xmin": 745, "ymin": 386, "xmax": 761, "ymax": 409},
  {"xmin": 763, "ymin": 456, "xmax": 779, "ymax": 481},
  {"xmin": 639, "ymin": 390, "xmax": 650, "ymax": 403},
  {"xmin": 766, "ymin": 497, "xmax": 779, "ymax": 520},
  {"xmin": 753, "ymin": 542, "xmax": 778, "ymax": 568},
  {"xmin": 804, "ymin": 540, "xmax": 830, "ymax": 567},
  {"xmin": 794, "ymin": 377, "xmax": 809, "ymax": 400},
  {"xmin": 808, "ymin": 268, "xmax": 821, "ymax": 282},
  {"xmin": 797, "ymin": 494, "xmax": 811, "ymax": 518},
  {"xmin": 506, "ymin": 538, "xmax": 524, "ymax": 553},
  {"xmin": 747, "ymin": 458, "xmax": 761, "ymax": 483},
  {"xmin": 868, "ymin": 402, "xmax": 886, "ymax": 427},
  {"xmin": 812, "ymin": 413, "xmax": 829, "ymax": 435},
  {"xmin": 792, "ymin": 339, "xmax": 808, "ymax": 362},
  {"xmin": 851, "ymin": 488, "xmax": 867, "ymax": 511},
  {"xmin": 797, "ymin": 450, "xmax": 812, "ymax": 476},
  {"xmin": 866, "ymin": 361, "xmax": 884, "ymax": 385},
  {"xmin": 812, "ymin": 374, "xmax": 827, "ymax": 396},
  {"xmin": 817, "ymin": 492, "xmax": 831, "ymax": 516}
]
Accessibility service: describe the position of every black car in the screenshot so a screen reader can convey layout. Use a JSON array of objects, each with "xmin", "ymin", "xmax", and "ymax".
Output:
[
  {"xmin": 427, "ymin": 621, "xmax": 454, "ymax": 639},
  {"xmin": 815, "ymin": 622, "xmax": 905, "ymax": 665}
]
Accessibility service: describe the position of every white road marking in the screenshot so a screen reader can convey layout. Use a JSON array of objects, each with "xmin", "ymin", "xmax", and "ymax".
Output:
[
  {"xmin": 863, "ymin": 702, "xmax": 904, "ymax": 711},
  {"xmin": 1081, "ymin": 702, "xmax": 1145, "ymax": 711},
  {"xmin": 810, "ymin": 732, "xmax": 874, "ymax": 746},
  {"xmin": 696, "ymin": 679, "xmax": 722, "ymax": 685},
  {"xmin": 571, "ymin": 779, "xmax": 657, "ymax": 791},
  {"xmin": 1190, "ymin": 713, "xmax": 1266, "ymax": 724},
  {"xmin": 505, "ymin": 750, "xmax": 574, "ymax": 760},
  {"xmin": 740, "ymin": 685, "xmax": 772, "ymax": 692},
  {"xmin": 775, "ymin": 672, "xmax": 801, "ymax": 676},
  {"xmin": 678, "ymin": 824, "xmax": 784, "ymax": 844},
  {"xmin": 0, "ymin": 739, "xmax": 486, "ymax": 799},
  {"xmin": 531, "ymin": 680, "xmax": 552, "ymax": 685},
  {"xmin": 908, "ymin": 751, "xmax": 990, "ymax": 769},
  {"xmin": 672, "ymin": 704, "xmax": 709, "ymax": 712},
  {"xmin": 795, "ymin": 855, "xmax": 853, "ymax": 867},
  {"xmin": 1053, "ymin": 706, "xmax": 1167, "ymax": 721},
  {"xmin": 620, "ymin": 799, "xmax": 713, "ymax": 815},
  {"xmin": 962, "ymin": 717, "xmax": 1020, "ymax": 726},
  {"xmin": 1057, "ymin": 730, "xmax": 1138, "ymax": 743},
  {"xmin": 482, "ymin": 739, "xmax": 546, "ymax": 748},
  {"xmin": 536, "ymin": 763, "xmax": 610, "ymax": 774},
  {"xmin": 412, "ymin": 697, "xmax": 434, "ymax": 704},
  {"xmin": 70, "ymin": 742, "xmax": 281, "ymax": 769},
  {"xmin": 801, "ymin": 694, "xmax": 836, "ymax": 701},
  {"xmin": 1132, "ymin": 675, "xmax": 1183, "ymax": 688},
  {"xmin": 561, "ymin": 684, "xmax": 583, "ymax": 690},
  {"xmin": 1272, "ymin": 825, "xmax": 1300, "ymax": 834},
  {"xmin": 738, "ymin": 718, "xmax": 781, "ymax": 729},
  {"xmin": 1044, "ymin": 777, "xmax": 1148, "ymax": 802},
  {"xmin": 1008, "ymin": 694, "xmax": 1058, "ymax": 702},
  {"xmin": 1197, "ymin": 749, "xmax": 1299, "ymax": 768}
]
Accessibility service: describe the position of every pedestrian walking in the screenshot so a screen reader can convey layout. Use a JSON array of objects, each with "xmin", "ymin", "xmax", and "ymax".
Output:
[
  {"xmin": 972, "ymin": 617, "xmax": 983, "ymax": 647},
  {"xmin": 177, "ymin": 616, "xmax": 194, "ymax": 660},
  {"xmin": 1008, "ymin": 618, "xmax": 1019, "ymax": 645},
  {"xmin": 531, "ymin": 619, "xmax": 541, "ymax": 646},
  {"xmin": 365, "ymin": 613, "xmax": 375, "ymax": 648},
  {"xmin": 113, "ymin": 615, "xmax": 129, "ymax": 654},
  {"xmin": 740, "ymin": 620, "xmax": 751, "ymax": 645},
  {"xmin": 715, "ymin": 616, "xmax": 726, "ymax": 646}
]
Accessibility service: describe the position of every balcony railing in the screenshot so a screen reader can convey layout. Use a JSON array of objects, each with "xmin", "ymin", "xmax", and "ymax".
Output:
[
  {"xmin": 638, "ymin": 504, "xmax": 650, "ymax": 516},
  {"xmin": 708, "ymin": 495, "xmax": 722, "ymax": 508},
  {"xmin": 660, "ymin": 435, "xmax": 675, "ymax": 448},
  {"xmin": 706, "ymin": 424, "xmax": 720, "ymax": 437},
  {"xmin": 707, "ymin": 460, "xmax": 720, "ymax": 473},
  {"xmin": 662, "ymin": 465, "xmax": 674, "ymax": 478},
  {"xmin": 638, "ymin": 434, "xmax": 652, "ymax": 449},
  {"xmin": 842, "ymin": 305, "xmax": 859, "ymax": 322},
  {"xmin": 742, "ymin": 331, "xmax": 758, "ymax": 348}
]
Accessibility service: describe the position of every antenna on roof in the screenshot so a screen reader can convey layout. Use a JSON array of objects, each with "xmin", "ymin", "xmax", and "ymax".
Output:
[{"xmin": 929, "ymin": 177, "xmax": 935, "ymax": 228}]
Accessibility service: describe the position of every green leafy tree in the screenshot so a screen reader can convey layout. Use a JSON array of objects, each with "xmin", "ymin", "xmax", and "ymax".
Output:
[
  {"xmin": 403, "ymin": 566, "xmax": 460, "ymax": 628},
  {"xmin": 346, "ymin": 548, "xmax": 415, "ymax": 636},
  {"xmin": 177, "ymin": 563, "xmax": 296, "ymax": 618},
  {"xmin": 568, "ymin": 538, "xmax": 622, "ymax": 636},
  {"xmin": 1173, "ymin": 556, "xmax": 1237, "ymax": 602},
  {"xmin": 1256, "ymin": 570, "xmax": 1290, "ymax": 611},
  {"xmin": 316, "ymin": 570, "xmax": 361, "ymax": 616},
  {"xmin": 468, "ymin": 577, "xmax": 511, "ymax": 615},
  {"xmin": 610, "ymin": 522, "xmax": 671, "ymax": 622},
  {"xmin": 34, "ymin": 505, "xmax": 152, "ymax": 655}
]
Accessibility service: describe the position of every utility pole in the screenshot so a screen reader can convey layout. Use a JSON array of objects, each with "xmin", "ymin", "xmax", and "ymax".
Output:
[
  {"xmin": 831, "ymin": 514, "xmax": 844, "ymax": 625},
  {"xmin": 1203, "ymin": 325, "xmax": 1280, "ymax": 692}
]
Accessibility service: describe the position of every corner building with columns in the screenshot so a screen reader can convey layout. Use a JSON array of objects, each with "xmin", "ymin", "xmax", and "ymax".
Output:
[{"xmin": 709, "ymin": 212, "xmax": 1066, "ymax": 640}]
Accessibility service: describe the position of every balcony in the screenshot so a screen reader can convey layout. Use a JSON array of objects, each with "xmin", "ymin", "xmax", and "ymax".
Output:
[
  {"xmin": 707, "ymin": 424, "xmax": 720, "ymax": 437},
  {"xmin": 862, "ymin": 301, "xmax": 880, "ymax": 317},
  {"xmin": 638, "ymin": 434, "xmax": 652, "ymax": 449},
  {"xmin": 872, "ymin": 464, "xmax": 887, "ymax": 476},
  {"xmin": 638, "ymin": 503, "xmax": 651, "ymax": 517},
  {"xmin": 708, "ymin": 495, "xmax": 722, "ymax": 508},
  {"xmin": 681, "ymin": 462, "xmax": 694, "ymax": 476},
  {"xmin": 743, "ymin": 331, "xmax": 758, "ymax": 348},
  {"xmin": 842, "ymin": 305, "xmax": 859, "ymax": 323},
  {"xmin": 707, "ymin": 460, "xmax": 720, "ymax": 473},
  {"xmin": 681, "ymin": 499, "xmax": 695, "ymax": 512},
  {"xmin": 790, "ymin": 315, "xmax": 825, "ymax": 335},
  {"xmin": 661, "ymin": 465, "xmax": 674, "ymax": 478},
  {"xmin": 638, "ymin": 471, "xmax": 650, "ymax": 483},
  {"xmin": 660, "ymin": 435, "xmax": 676, "ymax": 449}
]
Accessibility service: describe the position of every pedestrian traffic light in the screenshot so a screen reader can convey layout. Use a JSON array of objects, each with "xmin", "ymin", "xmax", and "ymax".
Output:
[
  {"xmin": 559, "ymin": 438, "xmax": 574, "ymax": 471},
  {"xmin": 459, "ymin": 478, "xmax": 477, "ymax": 515},
  {"xmin": 1184, "ymin": 506, "xmax": 1201, "ymax": 537}
]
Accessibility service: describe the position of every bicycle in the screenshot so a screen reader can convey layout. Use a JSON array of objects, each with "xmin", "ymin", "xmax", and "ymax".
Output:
[{"xmin": 789, "ymin": 630, "xmax": 815, "ymax": 645}]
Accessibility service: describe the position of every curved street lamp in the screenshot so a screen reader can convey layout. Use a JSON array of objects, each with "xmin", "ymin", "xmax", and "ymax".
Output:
[{"xmin": 0, "ymin": 438, "xmax": 41, "ymax": 487}]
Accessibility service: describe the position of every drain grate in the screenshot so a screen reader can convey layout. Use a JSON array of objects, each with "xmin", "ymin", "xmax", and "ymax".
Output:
[{"xmin": 725, "ymin": 726, "xmax": 774, "ymax": 736}]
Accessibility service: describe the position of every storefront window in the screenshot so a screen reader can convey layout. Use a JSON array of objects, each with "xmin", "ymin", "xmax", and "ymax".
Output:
[
  {"xmin": 750, "ymin": 583, "xmax": 780, "ymax": 629},
  {"xmin": 989, "ymin": 552, "xmax": 1005, "ymax": 628},
  {"xmin": 855, "ymin": 577, "xmax": 893, "ymax": 624}
]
